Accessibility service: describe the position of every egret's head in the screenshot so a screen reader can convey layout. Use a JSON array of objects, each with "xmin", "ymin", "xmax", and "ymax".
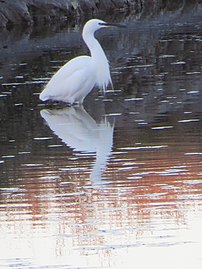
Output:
[
  {"xmin": 83, "ymin": 19, "xmax": 108, "ymax": 34},
  {"xmin": 83, "ymin": 19, "xmax": 125, "ymax": 36}
]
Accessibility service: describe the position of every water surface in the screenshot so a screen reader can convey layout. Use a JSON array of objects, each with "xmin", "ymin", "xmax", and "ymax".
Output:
[{"xmin": 0, "ymin": 11, "xmax": 202, "ymax": 269}]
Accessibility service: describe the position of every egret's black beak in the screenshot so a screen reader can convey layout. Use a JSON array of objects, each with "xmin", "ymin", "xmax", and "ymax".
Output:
[{"xmin": 99, "ymin": 22, "xmax": 126, "ymax": 28}]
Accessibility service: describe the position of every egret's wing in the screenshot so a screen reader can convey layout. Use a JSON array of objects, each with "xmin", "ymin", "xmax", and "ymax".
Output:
[
  {"xmin": 47, "ymin": 56, "xmax": 90, "ymax": 85},
  {"xmin": 40, "ymin": 56, "xmax": 95, "ymax": 102}
]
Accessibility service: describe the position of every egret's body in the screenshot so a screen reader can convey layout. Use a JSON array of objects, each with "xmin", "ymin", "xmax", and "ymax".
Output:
[{"xmin": 39, "ymin": 19, "xmax": 115, "ymax": 105}]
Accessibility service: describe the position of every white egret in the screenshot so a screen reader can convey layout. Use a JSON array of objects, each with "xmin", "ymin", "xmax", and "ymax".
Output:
[{"xmin": 39, "ymin": 19, "xmax": 124, "ymax": 105}]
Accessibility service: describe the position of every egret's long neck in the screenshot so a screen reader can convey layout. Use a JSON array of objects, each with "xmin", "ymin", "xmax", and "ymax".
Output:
[
  {"xmin": 82, "ymin": 31, "xmax": 107, "ymax": 62},
  {"xmin": 82, "ymin": 28, "xmax": 112, "ymax": 92}
]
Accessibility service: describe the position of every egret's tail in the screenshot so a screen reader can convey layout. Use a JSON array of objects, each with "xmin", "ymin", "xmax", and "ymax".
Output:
[{"xmin": 39, "ymin": 88, "xmax": 49, "ymax": 101}]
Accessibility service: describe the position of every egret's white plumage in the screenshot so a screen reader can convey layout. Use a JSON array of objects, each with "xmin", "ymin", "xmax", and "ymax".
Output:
[{"xmin": 39, "ymin": 19, "xmax": 115, "ymax": 105}]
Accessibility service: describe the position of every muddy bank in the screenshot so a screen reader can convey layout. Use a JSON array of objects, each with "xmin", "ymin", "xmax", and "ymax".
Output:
[
  {"xmin": 0, "ymin": 0, "xmax": 136, "ymax": 30},
  {"xmin": 1, "ymin": 0, "xmax": 202, "ymax": 31}
]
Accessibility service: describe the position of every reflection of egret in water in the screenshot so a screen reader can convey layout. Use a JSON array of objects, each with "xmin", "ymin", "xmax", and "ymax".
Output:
[{"xmin": 40, "ymin": 106, "xmax": 114, "ymax": 181}]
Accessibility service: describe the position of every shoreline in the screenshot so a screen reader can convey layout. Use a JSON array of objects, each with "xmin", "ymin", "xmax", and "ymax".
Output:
[
  {"xmin": 0, "ymin": 0, "xmax": 136, "ymax": 30},
  {"xmin": 1, "ymin": 0, "xmax": 202, "ymax": 31}
]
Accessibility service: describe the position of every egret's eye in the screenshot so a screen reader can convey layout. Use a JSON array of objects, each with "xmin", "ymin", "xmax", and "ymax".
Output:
[
  {"xmin": 99, "ymin": 22, "xmax": 107, "ymax": 26},
  {"xmin": 99, "ymin": 22, "xmax": 126, "ymax": 28}
]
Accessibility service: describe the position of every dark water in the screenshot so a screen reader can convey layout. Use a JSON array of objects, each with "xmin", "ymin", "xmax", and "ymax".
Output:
[{"xmin": 0, "ymin": 11, "xmax": 202, "ymax": 269}]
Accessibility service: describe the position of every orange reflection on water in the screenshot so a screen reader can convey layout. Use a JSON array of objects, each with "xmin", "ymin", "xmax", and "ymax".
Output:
[{"xmin": 0, "ymin": 140, "xmax": 201, "ymax": 268}]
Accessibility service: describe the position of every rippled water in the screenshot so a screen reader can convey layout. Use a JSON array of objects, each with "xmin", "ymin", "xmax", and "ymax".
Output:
[{"xmin": 0, "ymin": 11, "xmax": 202, "ymax": 269}]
